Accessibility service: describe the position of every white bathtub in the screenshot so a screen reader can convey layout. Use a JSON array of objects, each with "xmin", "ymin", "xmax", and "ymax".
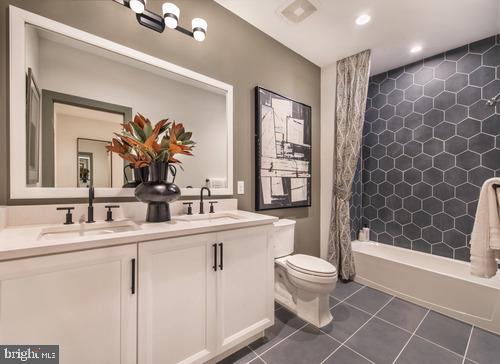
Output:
[{"xmin": 352, "ymin": 240, "xmax": 500, "ymax": 334}]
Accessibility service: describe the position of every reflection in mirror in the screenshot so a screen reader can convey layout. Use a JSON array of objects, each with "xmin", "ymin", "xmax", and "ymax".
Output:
[{"xmin": 24, "ymin": 23, "xmax": 229, "ymax": 192}]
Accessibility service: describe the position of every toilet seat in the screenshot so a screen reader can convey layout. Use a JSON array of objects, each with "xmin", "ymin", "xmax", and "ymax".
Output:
[{"xmin": 286, "ymin": 254, "xmax": 337, "ymax": 278}]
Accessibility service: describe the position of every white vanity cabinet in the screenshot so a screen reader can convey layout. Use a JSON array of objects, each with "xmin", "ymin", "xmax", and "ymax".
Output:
[
  {"xmin": 0, "ymin": 244, "xmax": 137, "ymax": 364},
  {"xmin": 137, "ymin": 225, "xmax": 274, "ymax": 364}
]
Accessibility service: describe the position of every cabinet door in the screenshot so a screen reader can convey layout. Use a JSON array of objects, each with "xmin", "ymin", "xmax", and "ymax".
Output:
[
  {"xmin": 138, "ymin": 233, "xmax": 217, "ymax": 364},
  {"xmin": 0, "ymin": 244, "xmax": 137, "ymax": 364},
  {"xmin": 216, "ymin": 226, "xmax": 274, "ymax": 351}
]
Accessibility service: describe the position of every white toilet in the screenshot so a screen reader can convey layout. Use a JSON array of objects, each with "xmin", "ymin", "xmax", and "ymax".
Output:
[{"xmin": 272, "ymin": 219, "xmax": 337, "ymax": 328}]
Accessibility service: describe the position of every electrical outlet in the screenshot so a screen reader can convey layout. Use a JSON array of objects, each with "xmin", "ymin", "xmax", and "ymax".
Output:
[{"xmin": 237, "ymin": 181, "xmax": 245, "ymax": 194}]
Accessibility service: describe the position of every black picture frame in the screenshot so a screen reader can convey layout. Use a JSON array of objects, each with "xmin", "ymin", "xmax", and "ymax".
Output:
[{"xmin": 255, "ymin": 86, "xmax": 312, "ymax": 211}]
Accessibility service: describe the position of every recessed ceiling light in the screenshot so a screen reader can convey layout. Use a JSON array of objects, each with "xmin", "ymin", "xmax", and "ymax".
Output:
[
  {"xmin": 355, "ymin": 14, "xmax": 371, "ymax": 25},
  {"xmin": 410, "ymin": 45, "xmax": 423, "ymax": 53},
  {"xmin": 294, "ymin": 7, "xmax": 305, "ymax": 16}
]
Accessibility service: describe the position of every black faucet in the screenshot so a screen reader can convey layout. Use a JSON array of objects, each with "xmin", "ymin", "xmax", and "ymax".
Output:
[
  {"xmin": 87, "ymin": 186, "xmax": 95, "ymax": 223},
  {"xmin": 199, "ymin": 187, "xmax": 211, "ymax": 214}
]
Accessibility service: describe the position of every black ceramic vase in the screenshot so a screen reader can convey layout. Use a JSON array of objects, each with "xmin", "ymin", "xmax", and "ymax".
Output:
[
  {"xmin": 134, "ymin": 161, "xmax": 181, "ymax": 222},
  {"xmin": 123, "ymin": 164, "xmax": 149, "ymax": 188}
]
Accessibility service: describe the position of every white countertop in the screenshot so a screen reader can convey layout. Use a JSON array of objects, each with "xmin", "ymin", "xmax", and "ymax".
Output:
[{"xmin": 0, "ymin": 210, "xmax": 278, "ymax": 262}]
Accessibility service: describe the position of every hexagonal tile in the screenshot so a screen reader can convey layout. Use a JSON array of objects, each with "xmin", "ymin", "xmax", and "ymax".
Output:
[
  {"xmin": 413, "ymin": 153, "xmax": 432, "ymax": 170},
  {"xmin": 372, "ymin": 119, "xmax": 387, "ymax": 134},
  {"xmin": 395, "ymin": 208, "xmax": 411, "ymax": 224},
  {"xmin": 395, "ymin": 155, "xmax": 412, "ymax": 171},
  {"xmin": 433, "ymin": 243, "xmax": 453, "ymax": 258},
  {"xmin": 454, "ymin": 247, "xmax": 470, "ymax": 262},
  {"xmin": 405, "ymin": 84, "xmax": 423, "ymax": 101},
  {"xmin": 387, "ymin": 169, "xmax": 403, "ymax": 185},
  {"xmin": 444, "ymin": 167, "xmax": 467, "ymax": 186},
  {"xmin": 371, "ymin": 145, "xmax": 386, "ymax": 159},
  {"xmin": 482, "ymin": 114, "xmax": 500, "ymax": 135},
  {"xmin": 444, "ymin": 198, "xmax": 467, "ymax": 217},
  {"xmin": 433, "ymin": 213, "xmax": 454, "ymax": 230},
  {"xmin": 424, "ymin": 79, "xmax": 445, "ymax": 97},
  {"xmin": 423, "ymin": 109, "xmax": 444, "ymax": 127},
  {"xmin": 469, "ymin": 99, "xmax": 494, "ymax": 120},
  {"xmin": 444, "ymin": 72, "xmax": 468, "ymax": 92},
  {"xmin": 404, "ymin": 141, "xmax": 423, "ymax": 157},
  {"xmin": 365, "ymin": 108, "xmax": 379, "ymax": 122},
  {"xmin": 404, "ymin": 168, "xmax": 422, "ymax": 184},
  {"xmin": 414, "ymin": 125, "xmax": 433, "ymax": 142},
  {"xmin": 396, "ymin": 101, "xmax": 413, "ymax": 117},
  {"xmin": 371, "ymin": 73, "xmax": 387, "ymax": 83},
  {"xmin": 422, "ymin": 226, "xmax": 443, "ymax": 244},
  {"xmin": 433, "ymin": 183, "xmax": 454, "ymax": 200},
  {"xmin": 414, "ymin": 96, "xmax": 433, "ymax": 114},
  {"xmin": 363, "ymin": 205, "xmax": 377, "ymax": 219},
  {"xmin": 387, "ymin": 195, "xmax": 403, "ymax": 210},
  {"xmin": 413, "ymin": 210, "xmax": 432, "ymax": 227},
  {"xmin": 379, "ymin": 182, "xmax": 394, "ymax": 197},
  {"xmin": 413, "ymin": 182, "xmax": 432, "ymax": 199},
  {"xmin": 483, "ymin": 80, "xmax": 500, "ymax": 100},
  {"xmin": 423, "ymin": 167, "xmax": 444, "ymax": 185},
  {"xmin": 379, "ymin": 130, "xmax": 395, "ymax": 146},
  {"xmin": 468, "ymin": 166, "xmax": 494, "ymax": 186},
  {"xmin": 379, "ymin": 155, "xmax": 395, "ymax": 170},
  {"xmin": 403, "ymin": 195, "xmax": 422, "ymax": 212},
  {"xmin": 386, "ymin": 221, "xmax": 403, "ymax": 236},
  {"xmin": 446, "ymin": 46, "xmax": 468, "ymax": 61},
  {"xmin": 414, "ymin": 67, "xmax": 434, "ymax": 85},
  {"xmin": 413, "ymin": 239, "xmax": 431, "ymax": 253},
  {"xmin": 456, "ymin": 150, "xmax": 481, "ymax": 170},
  {"xmin": 423, "ymin": 139, "xmax": 444, "ymax": 156},
  {"xmin": 469, "ymin": 133, "xmax": 495, "ymax": 153},
  {"xmin": 434, "ymin": 91, "xmax": 456, "ymax": 110},
  {"xmin": 457, "ymin": 54, "xmax": 481, "ymax": 73},
  {"xmin": 456, "ymin": 183, "xmax": 480, "ymax": 203},
  {"xmin": 380, "ymin": 78, "xmax": 396, "ymax": 94},
  {"xmin": 395, "ymin": 128, "xmax": 413, "ymax": 144},
  {"xmin": 388, "ymin": 67, "xmax": 405, "ymax": 79},
  {"xmin": 371, "ymin": 193, "xmax": 385, "ymax": 207},
  {"xmin": 368, "ymin": 83, "xmax": 380, "ymax": 98},
  {"xmin": 404, "ymin": 112, "xmax": 423, "ymax": 129},
  {"xmin": 396, "ymin": 73, "xmax": 413, "ymax": 90},
  {"xmin": 364, "ymin": 181, "xmax": 377, "ymax": 195},
  {"xmin": 380, "ymin": 104, "xmax": 395, "ymax": 120},
  {"xmin": 457, "ymin": 86, "xmax": 481, "ymax": 106},
  {"xmin": 435, "ymin": 61, "xmax": 456, "ymax": 80},
  {"xmin": 470, "ymin": 36, "xmax": 495, "ymax": 53},
  {"xmin": 386, "ymin": 115, "xmax": 404, "ymax": 131},
  {"xmin": 433, "ymin": 152, "xmax": 455, "ymax": 170},
  {"xmin": 444, "ymin": 105, "xmax": 467, "ymax": 123},
  {"xmin": 455, "ymin": 215, "xmax": 474, "ymax": 235},
  {"xmin": 470, "ymin": 66, "xmax": 495, "ymax": 87},
  {"xmin": 403, "ymin": 223, "xmax": 421, "ymax": 240},
  {"xmin": 434, "ymin": 122, "xmax": 455, "ymax": 140},
  {"xmin": 483, "ymin": 45, "xmax": 500, "ymax": 66},
  {"xmin": 387, "ymin": 89, "xmax": 404, "ymax": 106},
  {"xmin": 443, "ymin": 229, "xmax": 467, "ymax": 248},
  {"xmin": 379, "ymin": 207, "xmax": 394, "ymax": 222},
  {"xmin": 422, "ymin": 197, "xmax": 443, "ymax": 214},
  {"xmin": 387, "ymin": 142, "xmax": 403, "ymax": 158},
  {"xmin": 457, "ymin": 118, "xmax": 481, "ymax": 138},
  {"xmin": 482, "ymin": 149, "xmax": 500, "ymax": 170},
  {"xmin": 372, "ymin": 94, "xmax": 387, "ymax": 109},
  {"xmin": 405, "ymin": 60, "xmax": 424, "ymax": 73},
  {"xmin": 445, "ymin": 136, "xmax": 467, "ymax": 155}
]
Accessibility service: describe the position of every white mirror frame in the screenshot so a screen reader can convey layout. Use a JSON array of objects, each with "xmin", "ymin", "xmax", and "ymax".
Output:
[{"xmin": 9, "ymin": 5, "xmax": 233, "ymax": 199}]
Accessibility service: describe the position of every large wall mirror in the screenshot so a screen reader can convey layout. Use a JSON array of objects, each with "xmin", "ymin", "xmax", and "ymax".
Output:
[{"xmin": 10, "ymin": 6, "xmax": 233, "ymax": 199}]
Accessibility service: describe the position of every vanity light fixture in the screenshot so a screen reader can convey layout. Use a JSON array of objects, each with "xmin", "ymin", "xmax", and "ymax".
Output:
[
  {"xmin": 114, "ymin": 0, "xmax": 207, "ymax": 42},
  {"xmin": 410, "ymin": 45, "xmax": 423, "ymax": 53},
  {"xmin": 355, "ymin": 14, "xmax": 371, "ymax": 26}
]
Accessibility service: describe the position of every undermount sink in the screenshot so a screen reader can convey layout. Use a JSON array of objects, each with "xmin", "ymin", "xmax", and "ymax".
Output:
[
  {"xmin": 38, "ymin": 220, "xmax": 141, "ymax": 241},
  {"xmin": 173, "ymin": 211, "xmax": 246, "ymax": 223}
]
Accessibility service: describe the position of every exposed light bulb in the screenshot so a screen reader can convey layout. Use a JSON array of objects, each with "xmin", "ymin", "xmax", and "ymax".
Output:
[
  {"xmin": 129, "ymin": 0, "xmax": 146, "ymax": 14},
  {"xmin": 410, "ymin": 45, "xmax": 423, "ymax": 53},
  {"xmin": 162, "ymin": 2, "xmax": 180, "ymax": 29},
  {"xmin": 192, "ymin": 18, "xmax": 207, "ymax": 42},
  {"xmin": 355, "ymin": 14, "xmax": 371, "ymax": 25}
]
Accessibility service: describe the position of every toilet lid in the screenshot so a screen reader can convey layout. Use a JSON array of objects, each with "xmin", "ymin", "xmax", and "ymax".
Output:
[{"xmin": 286, "ymin": 254, "xmax": 337, "ymax": 277}]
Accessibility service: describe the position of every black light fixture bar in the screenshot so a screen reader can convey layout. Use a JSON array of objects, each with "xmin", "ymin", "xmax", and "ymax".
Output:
[{"xmin": 116, "ymin": 0, "xmax": 199, "ymax": 40}]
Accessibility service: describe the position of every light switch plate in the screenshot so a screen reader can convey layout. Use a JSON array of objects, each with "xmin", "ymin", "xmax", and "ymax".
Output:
[{"xmin": 237, "ymin": 181, "xmax": 245, "ymax": 194}]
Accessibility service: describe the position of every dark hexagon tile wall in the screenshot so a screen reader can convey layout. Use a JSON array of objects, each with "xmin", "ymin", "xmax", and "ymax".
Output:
[{"xmin": 351, "ymin": 34, "xmax": 500, "ymax": 261}]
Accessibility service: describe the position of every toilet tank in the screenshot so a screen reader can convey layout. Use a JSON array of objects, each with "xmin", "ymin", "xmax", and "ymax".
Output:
[{"xmin": 272, "ymin": 219, "xmax": 296, "ymax": 258}]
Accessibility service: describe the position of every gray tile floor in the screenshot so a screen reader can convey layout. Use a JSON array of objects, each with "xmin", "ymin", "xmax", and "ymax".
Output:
[{"xmin": 218, "ymin": 281, "xmax": 500, "ymax": 364}]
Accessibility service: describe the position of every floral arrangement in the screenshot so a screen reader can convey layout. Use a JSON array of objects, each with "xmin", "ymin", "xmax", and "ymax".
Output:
[{"xmin": 107, "ymin": 113, "xmax": 195, "ymax": 168}]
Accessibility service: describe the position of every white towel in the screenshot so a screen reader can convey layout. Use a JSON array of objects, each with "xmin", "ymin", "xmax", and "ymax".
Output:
[{"xmin": 470, "ymin": 178, "xmax": 500, "ymax": 278}]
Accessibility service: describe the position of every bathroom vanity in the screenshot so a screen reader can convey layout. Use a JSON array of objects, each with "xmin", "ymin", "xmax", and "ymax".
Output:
[{"xmin": 0, "ymin": 208, "xmax": 277, "ymax": 364}]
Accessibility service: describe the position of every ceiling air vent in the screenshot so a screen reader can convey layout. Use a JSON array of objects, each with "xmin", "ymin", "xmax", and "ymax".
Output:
[{"xmin": 280, "ymin": 0, "xmax": 317, "ymax": 24}]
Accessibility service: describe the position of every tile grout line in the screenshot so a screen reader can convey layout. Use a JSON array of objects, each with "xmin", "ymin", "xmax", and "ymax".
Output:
[
  {"xmin": 254, "ymin": 321, "xmax": 309, "ymax": 358},
  {"xmin": 320, "ymin": 296, "xmax": 395, "ymax": 364},
  {"xmin": 462, "ymin": 325, "xmax": 474, "ymax": 364},
  {"xmin": 247, "ymin": 345, "xmax": 267, "ymax": 364},
  {"xmin": 391, "ymin": 309, "xmax": 430, "ymax": 364},
  {"xmin": 329, "ymin": 284, "xmax": 367, "ymax": 309}
]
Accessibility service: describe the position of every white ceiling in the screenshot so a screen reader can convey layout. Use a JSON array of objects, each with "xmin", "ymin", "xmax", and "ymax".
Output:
[{"xmin": 215, "ymin": 0, "xmax": 500, "ymax": 74}]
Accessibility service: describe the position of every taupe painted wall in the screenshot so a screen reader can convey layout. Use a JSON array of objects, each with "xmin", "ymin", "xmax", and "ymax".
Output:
[{"xmin": 0, "ymin": 0, "xmax": 321, "ymax": 256}]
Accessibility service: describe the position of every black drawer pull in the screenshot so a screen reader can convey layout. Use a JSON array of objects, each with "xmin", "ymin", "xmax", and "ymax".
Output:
[
  {"xmin": 218, "ymin": 243, "xmax": 224, "ymax": 271},
  {"xmin": 131, "ymin": 258, "xmax": 136, "ymax": 295},
  {"xmin": 212, "ymin": 243, "xmax": 218, "ymax": 271}
]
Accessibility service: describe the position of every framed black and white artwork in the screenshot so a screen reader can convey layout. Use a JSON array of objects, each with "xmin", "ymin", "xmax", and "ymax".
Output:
[{"xmin": 255, "ymin": 86, "xmax": 312, "ymax": 211}]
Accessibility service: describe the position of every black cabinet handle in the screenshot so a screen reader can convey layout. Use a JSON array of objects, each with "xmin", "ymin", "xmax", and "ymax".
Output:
[
  {"xmin": 218, "ymin": 243, "xmax": 224, "ymax": 271},
  {"xmin": 212, "ymin": 243, "xmax": 218, "ymax": 271},
  {"xmin": 131, "ymin": 258, "xmax": 136, "ymax": 295}
]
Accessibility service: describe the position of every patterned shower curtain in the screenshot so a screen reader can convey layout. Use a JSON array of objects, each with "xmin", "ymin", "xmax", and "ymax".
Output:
[{"xmin": 328, "ymin": 49, "xmax": 371, "ymax": 280}]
